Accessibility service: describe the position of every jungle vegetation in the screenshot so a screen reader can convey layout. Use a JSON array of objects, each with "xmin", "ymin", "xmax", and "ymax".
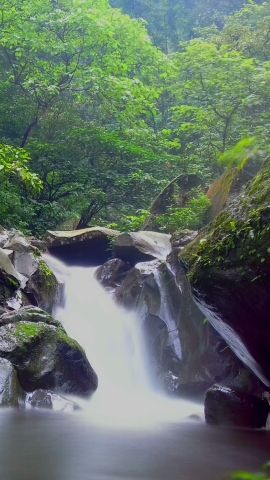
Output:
[{"xmin": 0, "ymin": 0, "xmax": 269, "ymax": 235}]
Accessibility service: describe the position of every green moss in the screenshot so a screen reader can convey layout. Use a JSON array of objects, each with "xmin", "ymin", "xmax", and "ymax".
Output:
[
  {"xmin": 57, "ymin": 328, "xmax": 85, "ymax": 354},
  {"xmin": 39, "ymin": 260, "xmax": 54, "ymax": 278},
  {"xmin": 15, "ymin": 322, "xmax": 43, "ymax": 342},
  {"xmin": 182, "ymin": 161, "xmax": 270, "ymax": 284},
  {"xmin": 33, "ymin": 249, "xmax": 42, "ymax": 258},
  {"xmin": 38, "ymin": 260, "xmax": 57, "ymax": 289}
]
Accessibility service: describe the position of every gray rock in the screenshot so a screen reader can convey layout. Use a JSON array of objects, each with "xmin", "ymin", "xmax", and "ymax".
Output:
[
  {"xmin": 13, "ymin": 251, "xmax": 39, "ymax": 279},
  {"xmin": 0, "ymin": 306, "xmax": 61, "ymax": 328},
  {"xmin": 205, "ymin": 384, "xmax": 269, "ymax": 428},
  {"xmin": 95, "ymin": 258, "xmax": 131, "ymax": 289},
  {"xmin": 46, "ymin": 227, "xmax": 119, "ymax": 248},
  {"xmin": 114, "ymin": 231, "xmax": 172, "ymax": 262},
  {"xmin": 25, "ymin": 390, "xmax": 80, "ymax": 412},
  {"xmin": 0, "ymin": 320, "xmax": 98, "ymax": 396},
  {"xmin": 23, "ymin": 259, "xmax": 59, "ymax": 313},
  {"xmin": 182, "ymin": 161, "xmax": 270, "ymax": 386},
  {"xmin": 4, "ymin": 231, "xmax": 33, "ymax": 253},
  {"xmin": 0, "ymin": 269, "xmax": 20, "ymax": 308},
  {"xmin": 0, "ymin": 358, "xmax": 23, "ymax": 407},
  {"xmin": 0, "ymin": 248, "xmax": 21, "ymax": 283}
]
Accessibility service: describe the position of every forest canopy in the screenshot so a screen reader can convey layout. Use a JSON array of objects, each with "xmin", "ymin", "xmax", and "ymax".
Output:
[{"xmin": 0, "ymin": 0, "xmax": 268, "ymax": 235}]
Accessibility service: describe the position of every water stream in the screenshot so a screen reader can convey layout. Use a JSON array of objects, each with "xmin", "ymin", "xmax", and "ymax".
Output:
[
  {"xmin": 47, "ymin": 255, "xmax": 203, "ymax": 428},
  {"xmin": 0, "ymin": 256, "xmax": 268, "ymax": 480}
]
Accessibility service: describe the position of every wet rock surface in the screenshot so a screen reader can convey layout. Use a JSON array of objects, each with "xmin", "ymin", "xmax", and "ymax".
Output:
[
  {"xmin": 0, "ymin": 229, "xmax": 58, "ymax": 313},
  {"xmin": 0, "ymin": 358, "xmax": 23, "ymax": 407},
  {"xmin": 114, "ymin": 231, "xmax": 171, "ymax": 263},
  {"xmin": 25, "ymin": 389, "xmax": 80, "ymax": 412},
  {"xmin": 95, "ymin": 259, "xmax": 131, "ymax": 289},
  {"xmin": 0, "ymin": 319, "xmax": 98, "ymax": 396},
  {"xmin": 101, "ymin": 251, "xmax": 243, "ymax": 396},
  {"xmin": 182, "ymin": 161, "xmax": 270, "ymax": 386},
  {"xmin": 205, "ymin": 384, "xmax": 269, "ymax": 428}
]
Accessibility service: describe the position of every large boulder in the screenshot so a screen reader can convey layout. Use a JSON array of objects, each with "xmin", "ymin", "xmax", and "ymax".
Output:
[
  {"xmin": 0, "ymin": 232, "xmax": 59, "ymax": 313},
  {"xmin": 0, "ymin": 306, "xmax": 61, "ymax": 328},
  {"xmin": 205, "ymin": 384, "xmax": 269, "ymax": 428},
  {"xmin": 181, "ymin": 161, "xmax": 270, "ymax": 386},
  {"xmin": 47, "ymin": 227, "xmax": 172, "ymax": 266},
  {"xmin": 113, "ymin": 257, "xmax": 241, "ymax": 395},
  {"xmin": 114, "ymin": 231, "xmax": 171, "ymax": 262},
  {"xmin": 0, "ymin": 309, "xmax": 98, "ymax": 396},
  {"xmin": 23, "ymin": 259, "xmax": 59, "ymax": 313},
  {"xmin": 47, "ymin": 227, "xmax": 119, "ymax": 265}
]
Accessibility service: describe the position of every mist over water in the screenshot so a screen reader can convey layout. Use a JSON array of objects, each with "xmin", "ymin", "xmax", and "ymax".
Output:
[{"xmin": 47, "ymin": 255, "xmax": 203, "ymax": 428}]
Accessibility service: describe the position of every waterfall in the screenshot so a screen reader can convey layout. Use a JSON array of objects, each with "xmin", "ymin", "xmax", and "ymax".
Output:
[
  {"xmin": 46, "ymin": 255, "xmax": 203, "ymax": 428},
  {"xmin": 153, "ymin": 267, "xmax": 182, "ymax": 361}
]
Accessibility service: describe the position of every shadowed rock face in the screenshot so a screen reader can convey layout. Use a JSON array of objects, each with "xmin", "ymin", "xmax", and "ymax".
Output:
[
  {"xmin": 0, "ymin": 358, "xmax": 23, "ymax": 407},
  {"xmin": 205, "ymin": 384, "xmax": 269, "ymax": 428},
  {"xmin": 0, "ymin": 308, "xmax": 98, "ymax": 397},
  {"xmin": 182, "ymin": 161, "xmax": 270, "ymax": 386},
  {"xmin": 47, "ymin": 227, "xmax": 171, "ymax": 266},
  {"xmin": 97, "ymin": 254, "xmax": 244, "ymax": 397}
]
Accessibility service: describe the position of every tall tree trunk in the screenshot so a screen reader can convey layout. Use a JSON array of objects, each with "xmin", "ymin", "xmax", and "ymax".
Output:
[{"xmin": 20, "ymin": 118, "xmax": 38, "ymax": 148}]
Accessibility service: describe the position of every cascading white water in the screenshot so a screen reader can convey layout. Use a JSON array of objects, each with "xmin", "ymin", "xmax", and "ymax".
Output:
[{"xmin": 46, "ymin": 255, "xmax": 203, "ymax": 428}]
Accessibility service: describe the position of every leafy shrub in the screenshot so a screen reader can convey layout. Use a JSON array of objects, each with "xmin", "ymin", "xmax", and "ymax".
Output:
[
  {"xmin": 116, "ymin": 210, "xmax": 150, "ymax": 231},
  {"xmin": 156, "ymin": 193, "xmax": 211, "ymax": 233}
]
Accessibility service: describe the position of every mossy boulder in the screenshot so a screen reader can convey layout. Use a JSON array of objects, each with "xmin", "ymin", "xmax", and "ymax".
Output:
[
  {"xmin": 0, "ymin": 306, "xmax": 61, "ymax": 328},
  {"xmin": 0, "ymin": 320, "xmax": 98, "ymax": 396},
  {"xmin": 24, "ymin": 260, "xmax": 58, "ymax": 313},
  {"xmin": 181, "ymin": 160, "xmax": 270, "ymax": 386}
]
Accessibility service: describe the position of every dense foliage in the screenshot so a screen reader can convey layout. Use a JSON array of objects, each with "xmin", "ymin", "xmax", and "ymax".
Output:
[
  {"xmin": 111, "ymin": 0, "xmax": 255, "ymax": 51},
  {"xmin": 0, "ymin": 0, "xmax": 269, "ymax": 235}
]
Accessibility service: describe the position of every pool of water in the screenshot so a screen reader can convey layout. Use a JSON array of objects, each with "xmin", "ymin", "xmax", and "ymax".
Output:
[{"xmin": 0, "ymin": 410, "xmax": 269, "ymax": 480}]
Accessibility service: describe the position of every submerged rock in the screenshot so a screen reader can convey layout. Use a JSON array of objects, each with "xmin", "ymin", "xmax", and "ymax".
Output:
[
  {"xmin": 0, "ymin": 358, "xmax": 23, "ymax": 407},
  {"xmin": 0, "ymin": 319, "xmax": 98, "ymax": 396},
  {"xmin": 25, "ymin": 389, "xmax": 80, "ymax": 412},
  {"xmin": 205, "ymin": 384, "xmax": 269, "ymax": 428},
  {"xmin": 182, "ymin": 161, "xmax": 270, "ymax": 386}
]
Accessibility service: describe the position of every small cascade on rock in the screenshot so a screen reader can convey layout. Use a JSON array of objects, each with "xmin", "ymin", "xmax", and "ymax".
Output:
[
  {"xmin": 46, "ymin": 255, "xmax": 203, "ymax": 428},
  {"xmin": 153, "ymin": 266, "xmax": 182, "ymax": 362}
]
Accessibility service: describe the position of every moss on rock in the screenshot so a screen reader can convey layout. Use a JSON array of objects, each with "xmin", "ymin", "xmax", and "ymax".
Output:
[
  {"xmin": 182, "ymin": 160, "xmax": 270, "ymax": 285},
  {"xmin": 180, "ymin": 159, "xmax": 270, "ymax": 385},
  {"xmin": 0, "ymin": 319, "xmax": 98, "ymax": 396}
]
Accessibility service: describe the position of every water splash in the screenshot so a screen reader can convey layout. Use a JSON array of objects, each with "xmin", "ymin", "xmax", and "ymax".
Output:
[{"xmin": 46, "ymin": 255, "xmax": 203, "ymax": 429}]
